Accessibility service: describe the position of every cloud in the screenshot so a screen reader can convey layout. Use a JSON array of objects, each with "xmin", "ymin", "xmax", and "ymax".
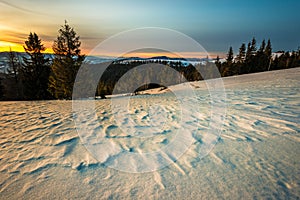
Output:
[{"xmin": 0, "ymin": 0, "xmax": 48, "ymax": 16}]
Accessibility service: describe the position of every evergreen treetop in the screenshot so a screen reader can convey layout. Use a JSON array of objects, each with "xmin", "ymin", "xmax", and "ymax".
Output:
[
  {"xmin": 22, "ymin": 32, "xmax": 50, "ymax": 99},
  {"xmin": 49, "ymin": 21, "xmax": 85, "ymax": 99}
]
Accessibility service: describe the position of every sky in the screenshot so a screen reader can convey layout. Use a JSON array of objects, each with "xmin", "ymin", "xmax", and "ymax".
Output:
[{"xmin": 0, "ymin": 0, "xmax": 299, "ymax": 57}]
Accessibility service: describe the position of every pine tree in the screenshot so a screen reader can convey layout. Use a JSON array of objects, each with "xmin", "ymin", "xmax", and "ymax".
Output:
[
  {"xmin": 245, "ymin": 42, "xmax": 252, "ymax": 62},
  {"xmin": 264, "ymin": 39, "xmax": 272, "ymax": 58},
  {"xmin": 222, "ymin": 46, "xmax": 235, "ymax": 76},
  {"xmin": 226, "ymin": 46, "xmax": 234, "ymax": 63},
  {"xmin": 49, "ymin": 21, "xmax": 85, "ymax": 99},
  {"xmin": 250, "ymin": 37, "xmax": 257, "ymax": 56},
  {"xmin": 236, "ymin": 43, "xmax": 246, "ymax": 63},
  {"xmin": 244, "ymin": 38, "xmax": 257, "ymax": 73},
  {"xmin": 255, "ymin": 39, "xmax": 267, "ymax": 72},
  {"xmin": 22, "ymin": 32, "xmax": 50, "ymax": 99},
  {"xmin": 265, "ymin": 39, "xmax": 272, "ymax": 70},
  {"xmin": 258, "ymin": 39, "xmax": 266, "ymax": 54}
]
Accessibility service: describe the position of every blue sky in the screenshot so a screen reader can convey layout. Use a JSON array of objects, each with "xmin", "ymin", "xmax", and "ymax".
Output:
[{"xmin": 0, "ymin": 0, "xmax": 299, "ymax": 55}]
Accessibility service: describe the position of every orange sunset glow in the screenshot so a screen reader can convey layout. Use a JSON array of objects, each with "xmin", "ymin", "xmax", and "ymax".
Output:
[{"xmin": 0, "ymin": 41, "xmax": 54, "ymax": 53}]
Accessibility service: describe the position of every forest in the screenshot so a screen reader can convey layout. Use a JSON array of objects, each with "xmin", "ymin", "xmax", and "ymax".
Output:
[{"xmin": 0, "ymin": 22, "xmax": 299, "ymax": 100}]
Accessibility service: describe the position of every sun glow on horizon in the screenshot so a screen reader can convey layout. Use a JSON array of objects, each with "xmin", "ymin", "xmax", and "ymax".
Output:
[
  {"xmin": 0, "ymin": 41, "xmax": 54, "ymax": 53},
  {"xmin": 0, "ymin": 41, "xmax": 22, "ymax": 52}
]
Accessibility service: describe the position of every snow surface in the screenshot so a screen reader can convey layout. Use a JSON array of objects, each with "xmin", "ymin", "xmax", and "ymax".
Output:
[{"xmin": 0, "ymin": 68, "xmax": 300, "ymax": 199}]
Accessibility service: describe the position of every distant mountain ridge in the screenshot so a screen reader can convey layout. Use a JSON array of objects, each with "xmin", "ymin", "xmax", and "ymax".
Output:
[{"xmin": 0, "ymin": 51, "xmax": 222, "ymax": 73}]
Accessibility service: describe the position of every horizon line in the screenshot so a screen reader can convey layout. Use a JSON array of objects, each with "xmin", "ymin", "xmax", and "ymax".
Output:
[{"xmin": 0, "ymin": 50, "xmax": 227, "ymax": 59}]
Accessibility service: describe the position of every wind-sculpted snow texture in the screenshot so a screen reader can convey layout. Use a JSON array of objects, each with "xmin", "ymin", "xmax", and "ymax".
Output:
[{"xmin": 0, "ymin": 68, "xmax": 299, "ymax": 199}]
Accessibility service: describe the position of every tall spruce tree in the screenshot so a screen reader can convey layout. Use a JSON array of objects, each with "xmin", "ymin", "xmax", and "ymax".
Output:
[
  {"xmin": 265, "ymin": 39, "xmax": 272, "ymax": 58},
  {"xmin": 222, "ymin": 46, "xmax": 235, "ymax": 76},
  {"xmin": 49, "ymin": 21, "xmax": 85, "ymax": 99},
  {"xmin": 255, "ymin": 39, "xmax": 267, "ymax": 72},
  {"xmin": 258, "ymin": 39, "xmax": 266, "ymax": 54},
  {"xmin": 226, "ymin": 46, "xmax": 234, "ymax": 63},
  {"xmin": 250, "ymin": 37, "xmax": 257, "ymax": 55},
  {"xmin": 243, "ymin": 42, "xmax": 251, "ymax": 73},
  {"xmin": 236, "ymin": 43, "xmax": 246, "ymax": 64},
  {"xmin": 244, "ymin": 38, "xmax": 257, "ymax": 73},
  {"xmin": 22, "ymin": 32, "xmax": 50, "ymax": 99},
  {"xmin": 265, "ymin": 39, "xmax": 272, "ymax": 70},
  {"xmin": 245, "ymin": 42, "xmax": 252, "ymax": 62}
]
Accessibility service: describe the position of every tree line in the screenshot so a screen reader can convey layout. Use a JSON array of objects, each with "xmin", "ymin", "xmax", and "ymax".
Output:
[
  {"xmin": 0, "ymin": 25, "xmax": 299, "ymax": 100},
  {"xmin": 217, "ymin": 38, "xmax": 300, "ymax": 77}
]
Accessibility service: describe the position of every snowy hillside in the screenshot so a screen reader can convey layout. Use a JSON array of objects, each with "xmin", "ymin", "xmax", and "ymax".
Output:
[{"xmin": 0, "ymin": 68, "xmax": 299, "ymax": 199}]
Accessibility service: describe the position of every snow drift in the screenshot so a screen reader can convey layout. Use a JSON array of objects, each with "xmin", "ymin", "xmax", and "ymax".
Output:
[{"xmin": 0, "ymin": 68, "xmax": 299, "ymax": 199}]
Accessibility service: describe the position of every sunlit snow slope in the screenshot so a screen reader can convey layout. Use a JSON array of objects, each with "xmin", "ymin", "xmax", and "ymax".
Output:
[{"xmin": 0, "ymin": 68, "xmax": 299, "ymax": 199}]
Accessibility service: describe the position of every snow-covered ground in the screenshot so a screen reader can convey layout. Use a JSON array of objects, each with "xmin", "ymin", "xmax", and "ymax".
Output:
[{"xmin": 0, "ymin": 68, "xmax": 299, "ymax": 199}]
